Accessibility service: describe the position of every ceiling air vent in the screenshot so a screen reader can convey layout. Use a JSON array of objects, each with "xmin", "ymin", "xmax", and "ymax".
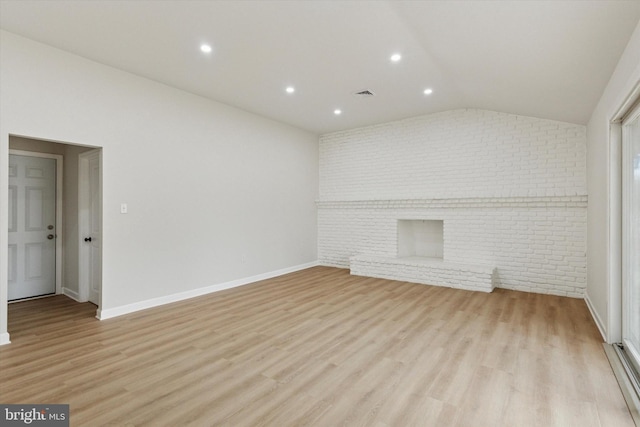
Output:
[{"xmin": 353, "ymin": 89, "xmax": 375, "ymax": 97}]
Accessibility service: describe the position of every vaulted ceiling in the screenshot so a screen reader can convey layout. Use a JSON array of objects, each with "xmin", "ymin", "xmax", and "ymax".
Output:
[{"xmin": 1, "ymin": 0, "xmax": 639, "ymax": 134}]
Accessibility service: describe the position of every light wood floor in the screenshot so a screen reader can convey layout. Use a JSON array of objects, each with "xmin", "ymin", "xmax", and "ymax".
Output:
[{"xmin": 0, "ymin": 266, "xmax": 633, "ymax": 426}]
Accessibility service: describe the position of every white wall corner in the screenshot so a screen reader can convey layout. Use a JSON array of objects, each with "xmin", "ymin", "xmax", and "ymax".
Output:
[
  {"xmin": 0, "ymin": 332, "xmax": 11, "ymax": 346},
  {"xmin": 585, "ymin": 291, "xmax": 608, "ymax": 342},
  {"xmin": 62, "ymin": 287, "xmax": 82, "ymax": 302},
  {"xmin": 97, "ymin": 261, "xmax": 319, "ymax": 320}
]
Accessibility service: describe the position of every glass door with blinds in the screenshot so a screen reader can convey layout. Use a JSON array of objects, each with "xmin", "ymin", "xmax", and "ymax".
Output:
[{"xmin": 622, "ymin": 100, "xmax": 640, "ymax": 377}]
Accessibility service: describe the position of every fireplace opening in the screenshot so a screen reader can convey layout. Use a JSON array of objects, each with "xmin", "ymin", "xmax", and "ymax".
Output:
[{"xmin": 397, "ymin": 220, "xmax": 443, "ymax": 259}]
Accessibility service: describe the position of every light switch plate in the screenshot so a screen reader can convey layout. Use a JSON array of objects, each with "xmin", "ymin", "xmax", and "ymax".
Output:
[{"xmin": 120, "ymin": 203, "xmax": 128, "ymax": 214}]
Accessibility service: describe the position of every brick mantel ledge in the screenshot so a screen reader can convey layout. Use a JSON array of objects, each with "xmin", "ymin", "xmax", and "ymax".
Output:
[{"xmin": 317, "ymin": 196, "xmax": 587, "ymax": 210}]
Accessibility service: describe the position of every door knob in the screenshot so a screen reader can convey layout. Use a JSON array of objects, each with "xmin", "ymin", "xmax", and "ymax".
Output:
[
  {"xmin": 47, "ymin": 234, "xmax": 54, "ymax": 240},
  {"xmin": 84, "ymin": 237, "xmax": 92, "ymax": 242}
]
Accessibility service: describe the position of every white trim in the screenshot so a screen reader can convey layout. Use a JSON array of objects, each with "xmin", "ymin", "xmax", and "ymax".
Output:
[
  {"xmin": 0, "ymin": 332, "xmax": 10, "ymax": 346},
  {"xmin": 97, "ymin": 261, "xmax": 319, "ymax": 320},
  {"xmin": 608, "ymin": 123, "xmax": 623, "ymax": 344},
  {"xmin": 8, "ymin": 149, "xmax": 64, "ymax": 297},
  {"xmin": 612, "ymin": 79, "xmax": 640, "ymax": 123},
  {"xmin": 585, "ymin": 291, "xmax": 607, "ymax": 342},
  {"xmin": 62, "ymin": 287, "xmax": 81, "ymax": 302},
  {"xmin": 1, "ymin": 133, "xmax": 10, "ymax": 347}
]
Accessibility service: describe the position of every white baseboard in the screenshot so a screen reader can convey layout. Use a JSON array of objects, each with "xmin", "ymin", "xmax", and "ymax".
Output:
[
  {"xmin": 97, "ymin": 261, "xmax": 319, "ymax": 320},
  {"xmin": 0, "ymin": 332, "xmax": 11, "ymax": 346},
  {"xmin": 62, "ymin": 287, "xmax": 81, "ymax": 302},
  {"xmin": 585, "ymin": 291, "xmax": 607, "ymax": 342}
]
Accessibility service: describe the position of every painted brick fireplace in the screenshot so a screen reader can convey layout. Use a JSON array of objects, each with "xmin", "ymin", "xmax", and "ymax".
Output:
[{"xmin": 318, "ymin": 109, "xmax": 587, "ymax": 297}]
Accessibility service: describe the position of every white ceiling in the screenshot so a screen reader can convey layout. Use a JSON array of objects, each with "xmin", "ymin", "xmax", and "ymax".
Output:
[{"xmin": 1, "ymin": 0, "xmax": 639, "ymax": 134}]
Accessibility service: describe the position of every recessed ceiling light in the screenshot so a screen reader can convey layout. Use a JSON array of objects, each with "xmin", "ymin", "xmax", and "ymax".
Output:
[
  {"xmin": 286, "ymin": 86, "xmax": 295, "ymax": 94},
  {"xmin": 390, "ymin": 53, "xmax": 402, "ymax": 62},
  {"xmin": 334, "ymin": 109, "xmax": 342, "ymax": 115},
  {"xmin": 200, "ymin": 44, "xmax": 212, "ymax": 53},
  {"xmin": 424, "ymin": 88, "xmax": 433, "ymax": 95}
]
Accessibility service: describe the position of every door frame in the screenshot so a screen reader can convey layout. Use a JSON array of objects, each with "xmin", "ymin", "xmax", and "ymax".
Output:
[
  {"xmin": 8, "ymin": 149, "xmax": 63, "ymax": 298},
  {"xmin": 621, "ymin": 99, "xmax": 640, "ymax": 368},
  {"xmin": 78, "ymin": 148, "xmax": 102, "ymax": 310},
  {"xmin": 607, "ymin": 79, "xmax": 640, "ymax": 344}
]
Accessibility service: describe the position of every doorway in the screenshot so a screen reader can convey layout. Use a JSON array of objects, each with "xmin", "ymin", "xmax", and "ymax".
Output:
[{"xmin": 6, "ymin": 136, "xmax": 102, "ymax": 314}]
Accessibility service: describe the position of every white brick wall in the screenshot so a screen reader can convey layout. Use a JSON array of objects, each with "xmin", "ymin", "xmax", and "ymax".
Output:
[
  {"xmin": 320, "ymin": 109, "xmax": 586, "ymax": 200},
  {"xmin": 318, "ymin": 109, "xmax": 587, "ymax": 297}
]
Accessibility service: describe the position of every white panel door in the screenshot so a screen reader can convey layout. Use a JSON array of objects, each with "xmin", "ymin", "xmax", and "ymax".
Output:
[{"xmin": 8, "ymin": 154, "xmax": 57, "ymax": 300}]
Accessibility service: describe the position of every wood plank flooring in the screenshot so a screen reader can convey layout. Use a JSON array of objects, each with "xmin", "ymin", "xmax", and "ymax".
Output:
[{"xmin": 0, "ymin": 266, "xmax": 633, "ymax": 426}]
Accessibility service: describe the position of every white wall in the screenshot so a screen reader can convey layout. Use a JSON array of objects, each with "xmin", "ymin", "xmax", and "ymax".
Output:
[
  {"xmin": 0, "ymin": 31, "xmax": 318, "ymax": 342},
  {"xmin": 586, "ymin": 22, "xmax": 640, "ymax": 342},
  {"xmin": 319, "ymin": 109, "xmax": 587, "ymax": 296}
]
